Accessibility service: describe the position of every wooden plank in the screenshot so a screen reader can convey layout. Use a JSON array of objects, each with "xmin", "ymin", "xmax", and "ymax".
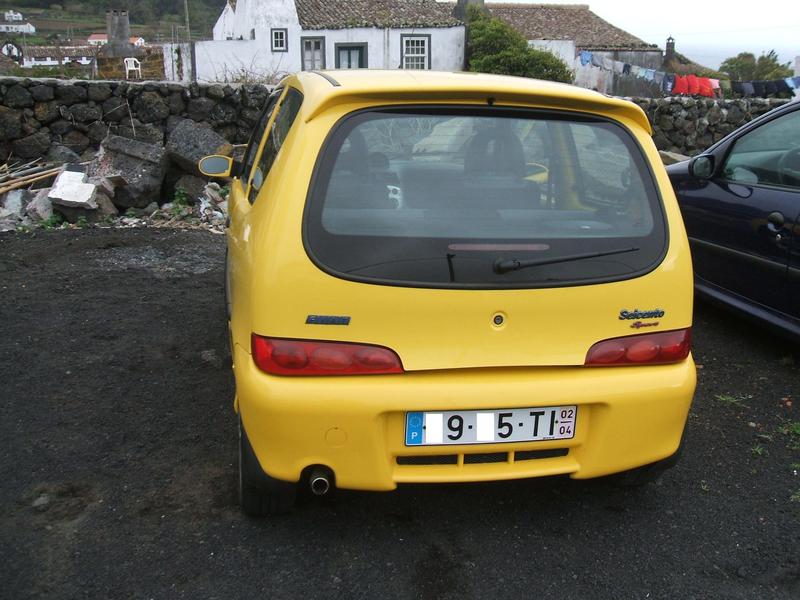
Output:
[
  {"xmin": 0, "ymin": 165, "xmax": 51, "ymax": 184},
  {"xmin": 0, "ymin": 167, "xmax": 62, "ymax": 195}
]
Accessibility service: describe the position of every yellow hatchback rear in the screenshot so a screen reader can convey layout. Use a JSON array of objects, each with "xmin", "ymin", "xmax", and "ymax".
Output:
[{"xmin": 204, "ymin": 70, "xmax": 696, "ymax": 516}]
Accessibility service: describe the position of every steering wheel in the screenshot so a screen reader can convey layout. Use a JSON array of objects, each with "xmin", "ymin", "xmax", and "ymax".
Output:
[{"xmin": 777, "ymin": 146, "xmax": 800, "ymax": 186}]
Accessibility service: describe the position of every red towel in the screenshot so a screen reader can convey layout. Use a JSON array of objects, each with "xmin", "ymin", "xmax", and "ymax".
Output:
[
  {"xmin": 672, "ymin": 75, "xmax": 689, "ymax": 95},
  {"xmin": 686, "ymin": 74, "xmax": 700, "ymax": 95},
  {"xmin": 697, "ymin": 78, "xmax": 714, "ymax": 97}
]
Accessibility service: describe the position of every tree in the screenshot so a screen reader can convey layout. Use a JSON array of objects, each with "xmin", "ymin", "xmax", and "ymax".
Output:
[
  {"xmin": 466, "ymin": 5, "xmax": 573, "ymax": 84},
  {"xmin": 720, "ymin": 50, "xmax": 792, "ymax": 80}
]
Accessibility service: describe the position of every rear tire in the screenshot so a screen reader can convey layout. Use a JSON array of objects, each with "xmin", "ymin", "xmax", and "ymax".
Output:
[
  {"xmin": 610, "ymin": 439, "xmax": 684, "ymax": 487},
  {"xmin": 238, "ymin": 417, "xmax": 296, "ymax": 516}
]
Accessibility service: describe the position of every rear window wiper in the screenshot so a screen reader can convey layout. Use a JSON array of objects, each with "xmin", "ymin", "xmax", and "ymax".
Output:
[{"xmin": 493, "ymin": 247, "xmax": 639, "ymax": 274}]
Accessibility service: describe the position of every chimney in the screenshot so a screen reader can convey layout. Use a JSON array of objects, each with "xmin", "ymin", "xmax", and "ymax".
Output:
[
  {"xmin": 453, "ymin": 0, "xmax": 486, "ymax": 20},
  {"xmin": 665, "ymin": 36, "xmax": 675, "ymax": 63},
  {"xmin": 102, "ymin": 9, "xmax": 137, "ymax": 58}
]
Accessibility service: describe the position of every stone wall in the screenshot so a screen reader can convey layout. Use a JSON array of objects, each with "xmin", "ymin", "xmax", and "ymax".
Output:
[
  {"xmin": 0, "ymin": 77, "xmax": 271, "ymax": 161},
  {"xmin": 0, "ymin": 77, "xmax": 792, "ymax": 161},
  {"xmin": 630, "ymin": 96, "xmax": 790, "ymax": 156}
]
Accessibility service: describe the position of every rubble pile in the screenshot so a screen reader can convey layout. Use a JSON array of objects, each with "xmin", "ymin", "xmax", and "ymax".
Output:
[
  {"xmin": 114, "ymin": 182, "xmax": 229, "ymax": 233},
  {"xmin": 0, "ymin": 124, "xmax": 234, "ymax": 234},
  {"xmin": 0, "ymin": 173, "xmax": 230, "ymax": 234}
]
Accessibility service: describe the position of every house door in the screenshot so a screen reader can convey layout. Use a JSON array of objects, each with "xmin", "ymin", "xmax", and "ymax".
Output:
[
  {"xmin": 302, "ymin": 37, "xmax": 324, "ymax": 70},
  {"xmin": 336, "ymin": 44, "xmax": 365, "ymax": 69}
]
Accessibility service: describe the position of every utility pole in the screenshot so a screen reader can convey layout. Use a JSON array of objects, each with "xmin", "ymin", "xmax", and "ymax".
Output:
[{"xmin": 183, "ymin": 0, "xmax": 191, "ymax": 42}]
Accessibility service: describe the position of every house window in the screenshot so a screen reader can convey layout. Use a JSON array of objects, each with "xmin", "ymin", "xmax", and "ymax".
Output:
[
  {"xmin": 335, "ymin": 43, "xmax": 367, "ymax": 69},
  {"xmin": 250, "ymin": 28, "xmax": 256, "ymax": 40},
  {"xmin": 401, "ymin": 35, "xmax": 430, "ymax": 70},
  {"xmin": 301, "ymin": 36, "xmax": 325, "ymax": 70},
  {"xmin": 271, "ymin": 28, "xmax": 287, "ymax": 52}
]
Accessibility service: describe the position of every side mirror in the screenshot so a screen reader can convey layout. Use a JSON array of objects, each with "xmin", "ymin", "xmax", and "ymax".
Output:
[
  {"xmin": 198, "ymin": 155, "xmax": 233, "ymax": 178},
  {"xmin": 689, "ymin": 155, "xmax": 715, "ymax": 180}
]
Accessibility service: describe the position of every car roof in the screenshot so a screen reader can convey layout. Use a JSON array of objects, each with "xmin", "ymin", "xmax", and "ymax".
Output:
[{"xmin": 283, "ymin": 70, "xmax": 652, "ymax": 133}]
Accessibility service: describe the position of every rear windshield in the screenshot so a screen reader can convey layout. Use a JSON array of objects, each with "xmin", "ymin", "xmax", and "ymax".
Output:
[{"xmin": 304, "ymin": 107, "xmax": 666, "ymax": 288}]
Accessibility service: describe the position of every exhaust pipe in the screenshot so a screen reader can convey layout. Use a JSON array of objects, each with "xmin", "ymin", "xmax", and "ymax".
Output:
[{"xmin": 308, "ymin": 467, "xmax": 332, "ymax": 496}]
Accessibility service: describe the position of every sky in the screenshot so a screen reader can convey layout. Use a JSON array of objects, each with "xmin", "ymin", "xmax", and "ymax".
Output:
[{"xmin": 485, "ymin": 0, "xmax": 799, "ymax": 71}]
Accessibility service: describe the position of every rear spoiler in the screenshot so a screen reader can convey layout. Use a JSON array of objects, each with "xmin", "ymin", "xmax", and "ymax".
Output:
[{"xmin": 302, "ymin": 86, "xmax": 652, "ymax": 134}]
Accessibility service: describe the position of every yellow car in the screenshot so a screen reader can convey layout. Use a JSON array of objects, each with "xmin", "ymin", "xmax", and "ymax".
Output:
[{"xmin": 200, "ymin": 70, "xmax": 695, "ymax": 516}]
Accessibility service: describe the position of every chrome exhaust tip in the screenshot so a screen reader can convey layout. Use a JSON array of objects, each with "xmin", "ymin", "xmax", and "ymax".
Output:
[{"xmin": 308, "ymin": 468, "xmax": 332, "ymax": 496}]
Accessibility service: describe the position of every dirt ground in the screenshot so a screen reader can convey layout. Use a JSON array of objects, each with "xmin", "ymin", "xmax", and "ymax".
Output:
[{"xmin": 1, "ymin": 228, "xmax": 798, "ymax": 599}]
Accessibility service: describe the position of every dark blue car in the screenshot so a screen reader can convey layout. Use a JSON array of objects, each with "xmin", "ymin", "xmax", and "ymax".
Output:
[{"xmin": 666, "ymin": 100, "xmax": 800, "ymax": 339}]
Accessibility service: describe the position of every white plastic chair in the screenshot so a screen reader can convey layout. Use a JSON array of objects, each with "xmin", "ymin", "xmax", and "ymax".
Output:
[{"xmin": 124, "ymin": 57, "xmax": 141, "ymax": 79}]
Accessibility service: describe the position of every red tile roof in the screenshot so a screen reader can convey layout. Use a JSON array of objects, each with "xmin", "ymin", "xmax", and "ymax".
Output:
[
  {"xmin": 88, "ymin": 33, "xmax": 144, "ymax": 43},
  {"xmin": 24, "ymin": 45, "xmax": 95, "ymax": 58},
  {"xmin": 295, "ymin": 0, "xmax": 461, "ymax": 29}
]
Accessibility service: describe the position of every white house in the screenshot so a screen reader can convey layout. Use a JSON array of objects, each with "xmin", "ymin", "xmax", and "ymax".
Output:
[
  {"xmin": 4, "ymin": 10, "xmax": 23, "ymax": 21},
  {"xmin": 0, "ymin": 21, "xmax": 35, "ymax": 34},
  {"xmin": 189, "ymin": 0, "xmax": 464, "ymax": 81},
  {"xmin": 487, "ymin": 3, "xmax": 667, "ymax": 95}
]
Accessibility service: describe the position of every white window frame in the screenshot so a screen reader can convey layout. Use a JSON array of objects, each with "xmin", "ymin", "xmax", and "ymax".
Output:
[
  {"xmin": 271, "ymin": 28, "xmax": 287, "ymax": 52},
  {"xmin": 401, "ymin": 34, "xmax": 431, "ymax": 70}
]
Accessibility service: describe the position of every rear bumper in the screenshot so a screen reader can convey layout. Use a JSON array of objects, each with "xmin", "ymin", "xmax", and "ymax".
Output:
[{"xmin": 234, "ymin": 343, "xmax": 696, "ymax": 491}]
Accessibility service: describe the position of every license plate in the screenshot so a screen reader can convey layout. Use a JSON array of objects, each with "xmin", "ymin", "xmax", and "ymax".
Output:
[{"xmin": 405, "ymin": 406, "xmax": 577, "ymax": 446}]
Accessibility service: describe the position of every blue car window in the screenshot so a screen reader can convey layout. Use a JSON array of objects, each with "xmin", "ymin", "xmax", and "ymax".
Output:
[{"xmin": 724, "ymin": 109, "xmax": 800, "ymax": 189}]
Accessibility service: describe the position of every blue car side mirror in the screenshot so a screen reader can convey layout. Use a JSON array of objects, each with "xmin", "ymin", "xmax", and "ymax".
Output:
[{"xmin": 689, "ymin": 155, "xmax": 715, "ymax": 180}]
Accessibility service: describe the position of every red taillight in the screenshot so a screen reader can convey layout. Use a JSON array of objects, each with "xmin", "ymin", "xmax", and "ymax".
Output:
[
  {"xmin": 585, "ymin": 329, "xmax": 691, "ymax": 366},
  {"xmin": 270, "ymin": 340, "xmax": 309, "ymax": 369},
  {"xmin": 251, "ymin": 335, "xmax": 404, "ymax": 376}
]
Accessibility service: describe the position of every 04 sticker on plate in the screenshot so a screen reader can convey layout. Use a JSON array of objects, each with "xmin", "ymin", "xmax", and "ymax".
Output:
[{"xmin": 405, "ymin": 406, "xmax": 576, "ymax": 446}]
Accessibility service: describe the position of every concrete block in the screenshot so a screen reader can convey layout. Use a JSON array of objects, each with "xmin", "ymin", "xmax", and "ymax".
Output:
[{"xmin": 48, "ymin": 166, "xmax": 98, "ymax": 210}]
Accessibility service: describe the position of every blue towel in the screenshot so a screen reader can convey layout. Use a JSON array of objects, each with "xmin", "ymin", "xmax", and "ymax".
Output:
[
  {"xmin": 580, "ymin": 51, "xmax": 592, "ymax": 66},
  {"xmin": 662, "ymin": 74, "xmax": 674, "ymax": 94}
]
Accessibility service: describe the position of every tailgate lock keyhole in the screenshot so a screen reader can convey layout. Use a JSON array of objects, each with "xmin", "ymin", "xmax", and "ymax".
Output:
[{"xmin": 492, "ymin": 313, "xmax": 506, "ymax": 327}]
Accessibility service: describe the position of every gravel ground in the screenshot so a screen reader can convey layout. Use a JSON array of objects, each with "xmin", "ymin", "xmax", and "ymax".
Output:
[{"xmin": 1, "ymin": 228, "xmax": 798, "ymax": 600}]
